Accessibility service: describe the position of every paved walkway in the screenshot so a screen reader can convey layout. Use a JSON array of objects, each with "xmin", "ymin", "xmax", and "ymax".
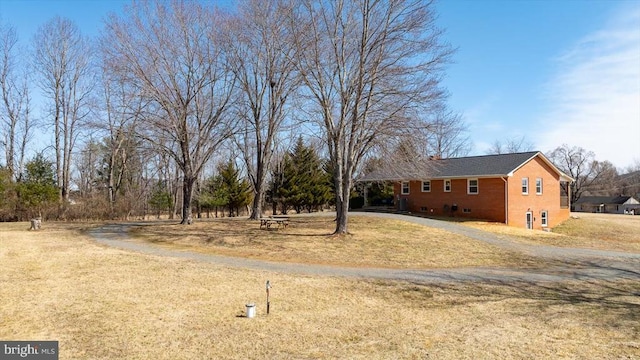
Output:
[{"xmin": 87, "ymin": 212, "xmax": 640, "ymax": 285}]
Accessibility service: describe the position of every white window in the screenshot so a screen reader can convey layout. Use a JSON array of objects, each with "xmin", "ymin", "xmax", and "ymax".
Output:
[
  {"xmin": 541, "ymin": 211, "xmax": 548, "ymax": 227},
  {"xmin": 536, "ymin": 178, "xmax": 543, "ymax": 195},
  {"xmin": 522, "ymin": 178, "xmax": 529, "ymax": 195},
  {"xmin": 467, "ymin": 179, "xmax": 478, "ymax": 194},
  {"xmin": 422, "ymin": 180, "xmax": 431, "ymax": 192},
  {"xmin": 401, "ymin": 181, "xmax": 410, "ymax": 195},
  {"xmin": 444, "ymin": 179, "xmax": 451, "ymax": 192}
]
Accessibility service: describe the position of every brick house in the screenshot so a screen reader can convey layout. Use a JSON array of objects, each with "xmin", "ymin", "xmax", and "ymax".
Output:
[{"xmin": 360, "ymin": 151, "xmax": 573, "ymax": 230}]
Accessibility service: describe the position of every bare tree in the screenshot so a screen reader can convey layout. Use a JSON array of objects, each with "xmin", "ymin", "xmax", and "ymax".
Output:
[
  {"xmin": 33, "ymin": 17, "xmax": 93, "ymax": 206},
  {"xmin": 424, "ymin": 108, "xmax": 470, "ymax": 158},
  {"xmin": 619, "ymin": 159, "xmax": 640, "ymax": 197},
  {"xmin": 226, "ymin": 0, "xmax": 299, "ymax": 220},
  {"xmin": 96, "ymin": 67, "xmax": 145, "ymax": 215},
  {"xmin": 75, "ymin": 139, "xmax": 100, "ymax": 198},
  {"xmin": 290, "ymin": 0, "xmax": 452, "ymax": 234},
  {"xmin": 102, "ymin": 1, "xmax": 236, "ymax": 224},
  {"xmin": 0, "ymin": 24, "xmax": 33, "ymax": 181},
  {"xmin": 486, "ymin": 136, "xmax": 534, "ymax": 155},
  {"xmin": 548, "ymin": 144, "xmax": 613, "ymax": 205},
  {"xmin": 583, "ymin": 160, "xmax": 619, "ymax": 196},
  {"xmin": 371, "ymin": 106, "xmax": 468, "ymax": 160}
]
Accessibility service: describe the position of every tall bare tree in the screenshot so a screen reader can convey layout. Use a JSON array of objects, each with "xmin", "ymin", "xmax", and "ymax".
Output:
[
  {"xmin": 0, "ymin": 24, "xmax": 33, "ymax": 181},
  {"xmin": 486, "ymin": 136, "xmax": 534, "ymax": 155},
  {"xmin": 583, "ymin": 160, "xmax": 619, "ymax": 196},
  {"xmin": 226, "ymin": 0, "xmax": 300, "ymax": 220},
  {"xmin": 424, "ymin": 108, "xmax": 470, "ymax": 158},
  {"xmin": 548, "ymin": 144, "xmax": 612, "ymax": 205},
  {"xmin": 33, "ymin": 17, "xmax": 93, "ymax": 206},
  {"xmin": 75, "ymin": 139, "xmax": 101, "ymax": 198},
  {"xmin": 619, "ymin": 160, "xmax": 640, "ymax": 197},
  {"xmin": 102, "ymin": 1, "xmax": 236, "ymax": 224},
  {"xmin": 291, "ymin": 0, "xmax": 452, "ymax": 234},
  {"xmin": 96, "ymin": 67, "xmax": 145, "ymax": 215}
]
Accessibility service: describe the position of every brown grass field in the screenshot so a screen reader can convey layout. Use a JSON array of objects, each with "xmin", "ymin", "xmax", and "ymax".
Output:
[
  {"xmin": 1, "ymin": 215, "xmax": 639, "ymax": 359},
  {"xmin": 462, "ymin": 212, "xmax": 640, "ymax": 253},
  {"xmin": 128, "ymin": 216, "xmax": 540, "ymax": 269}
]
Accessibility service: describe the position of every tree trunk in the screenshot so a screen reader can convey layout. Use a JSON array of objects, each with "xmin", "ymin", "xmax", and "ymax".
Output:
[
  {"xmin": 170, "ymin": 165, "xmax": 180, "ymax": 220},
  {"xmin": 196, "ymin": 180, "xmax": 202, "ymax": 219},
  {"xmin": 332, "ymin": 154, "xmax": 352, "ymax": 235},
  {"xmin": 249, "ymin": 180, "xmax": 265, "ymax": 220},
  {"xmin": 334, "ymin": 181, "xmax": 350, "ymax": 235},
  {"xmin": 63, "ymin": 121, "xmax": 72, "ymax": 203},
  {"xmin": 107, "ymin": 151, "xmax": 116, "ymax": 216},
  {"xmin": 180, "ymin": 176, "xmax": 195, "ymax": 224},
  {"xmin": 335, "ymin": 199, "xmax": 349, "ymax": 234},
  {"xmin": 4, "ymin": 129, "xmax": 15, "ymax": 180},
  {"xmin": 55, "ymin": 112, "xmax": 63, "ymax": 206}
]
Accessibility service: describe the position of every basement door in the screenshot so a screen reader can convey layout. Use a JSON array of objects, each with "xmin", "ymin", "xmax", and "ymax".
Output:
[{"xmin": 526, "ymin": 211, "xmax": 533, "ymax": 229}]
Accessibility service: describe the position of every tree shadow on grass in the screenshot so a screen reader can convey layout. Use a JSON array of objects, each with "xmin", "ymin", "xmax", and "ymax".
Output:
[
  {"xmin": 130, "ymin": 219, "xmax": 338, "ymax": 244},
  {"xmin": 377, "ymin": 258, "xmax": 640, "ymax": 330}
]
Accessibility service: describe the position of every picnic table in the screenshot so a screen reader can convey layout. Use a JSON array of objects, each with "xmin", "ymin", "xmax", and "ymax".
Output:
[{"xmin": 260, "ymin": 216, "xmax": 290, "ymax": 230}]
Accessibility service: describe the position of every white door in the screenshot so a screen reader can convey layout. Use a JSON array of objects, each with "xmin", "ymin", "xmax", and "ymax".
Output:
[{"xmin": 526, "ymin": 212, "xmax": 533, "ymax": 229}]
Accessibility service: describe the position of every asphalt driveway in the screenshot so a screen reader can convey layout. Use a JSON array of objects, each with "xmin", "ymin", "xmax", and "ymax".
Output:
[{"xmin": 87, "ymin": 212, "xmax": 640, "ymax": 284}]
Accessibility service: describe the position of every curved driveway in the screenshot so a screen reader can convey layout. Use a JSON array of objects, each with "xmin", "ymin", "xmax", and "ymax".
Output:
[{"xmin": 87, "ymin": 212, "xmax": 640, "ymax": 284}]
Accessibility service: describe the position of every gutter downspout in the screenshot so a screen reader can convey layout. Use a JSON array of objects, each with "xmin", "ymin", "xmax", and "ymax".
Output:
[{"xmin": 501, "ymin": 177, "xmax": 508, "ymax": 225}]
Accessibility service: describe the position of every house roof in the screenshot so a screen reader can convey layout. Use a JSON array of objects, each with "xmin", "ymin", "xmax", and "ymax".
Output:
[
  {"xmin": 574, "ymin": 196, "xmax": 635, "ymax": 205},
  {"xmin": 428, "ymin": 151, "xmax": 540, "ymax": 178},
  {"xmin": 358, "ymin": 151, "xmax": 574, "ymax": 182}
]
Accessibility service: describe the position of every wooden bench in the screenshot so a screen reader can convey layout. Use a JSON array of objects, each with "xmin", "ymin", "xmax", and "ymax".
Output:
[{"xmin": 260, "ymin": 216, "xmax": 290, "ymax": 230}]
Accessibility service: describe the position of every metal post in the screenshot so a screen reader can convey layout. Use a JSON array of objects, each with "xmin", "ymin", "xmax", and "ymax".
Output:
[{"xmin": 266, "ymin": 280, "xmax": 271, "ymax": 315}]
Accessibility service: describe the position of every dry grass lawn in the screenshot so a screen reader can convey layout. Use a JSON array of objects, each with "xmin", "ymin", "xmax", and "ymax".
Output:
[
  {"xmin": 461, "ymin": 212, "xmax": 640, "ymax": 253},
  {"xmin": 129, "ymin": 216, "xmax": 536, "ymax": 269},
  {"xmin": 1, "ymin": 221, "xmax": 639, "ymax": 359}
]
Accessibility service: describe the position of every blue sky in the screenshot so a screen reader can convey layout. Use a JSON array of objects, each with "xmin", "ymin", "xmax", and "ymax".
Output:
[
  {"xmin": 1, "ymin": 0, "xmax": 639, "ymax": 169},
  {"xmin": 437, "ymin": 0, "xmax": 640, "ymax": 169}
]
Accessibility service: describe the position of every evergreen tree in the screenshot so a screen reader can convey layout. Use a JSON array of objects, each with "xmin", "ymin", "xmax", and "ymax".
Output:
[
  {"xmin": 17, "ymin": 154, "xmax": 58, "ymax": 218},
  {"xmin": 274, "ymin": 137, "xmax": 332, "ymax": 213},
  {"xmin": 307, "ymin": 159, "xmax": 332, "ymax": 212},
  {"xmin": 267, "ymin": 160, "xmax": 285, "ymax": 215},
  {"xmin": 0, "ymin": 167, "xmax": 10, "ymax": 206},
  {"xmin": 289, "ymin": 138, "xmax": 313, "ymax": 212},
  {"xmin": 148, "ymin": 181, "xmax": 173, "ymax": 219},
  {"xmin": 0, "ymin": 167, "xmax": 17, "ymax": 220},
  {"xmin": 218, "ymin": 161, "xmax": 252, "ymax": 217},
  {"xmin": 277, "ymin": 153, "xmax": 299, "ymax": 213},
  {"xmin": 199, "ymin": 174, "xmax": 229, "ymax": 218}
]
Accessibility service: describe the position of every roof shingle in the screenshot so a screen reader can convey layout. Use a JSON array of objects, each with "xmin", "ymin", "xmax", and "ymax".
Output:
[
  {"xmin": 427, "ymin": 151, "xmax": 538, "ymax": 178},
  {"xmin": 358, "ymin": 151, "xmax": 571, "ymax": 181},
  {"xmin": 574, "ymin": 196, "xmax": 633, "ymax": 205}
]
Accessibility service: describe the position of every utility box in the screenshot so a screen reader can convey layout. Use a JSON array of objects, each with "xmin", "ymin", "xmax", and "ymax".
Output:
[{"xmin": 245, "ymin": 303, "xmax": 256, "ymax": 318}]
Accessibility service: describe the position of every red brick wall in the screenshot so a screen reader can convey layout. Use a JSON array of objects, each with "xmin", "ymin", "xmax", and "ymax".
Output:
[
  {"xmin": 394, "ymin": 178, "xmax": 506, "ymax": 222},
  {"xmin": 507, "ymin": 156, "xmax": 571, "ymax": 229}
]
